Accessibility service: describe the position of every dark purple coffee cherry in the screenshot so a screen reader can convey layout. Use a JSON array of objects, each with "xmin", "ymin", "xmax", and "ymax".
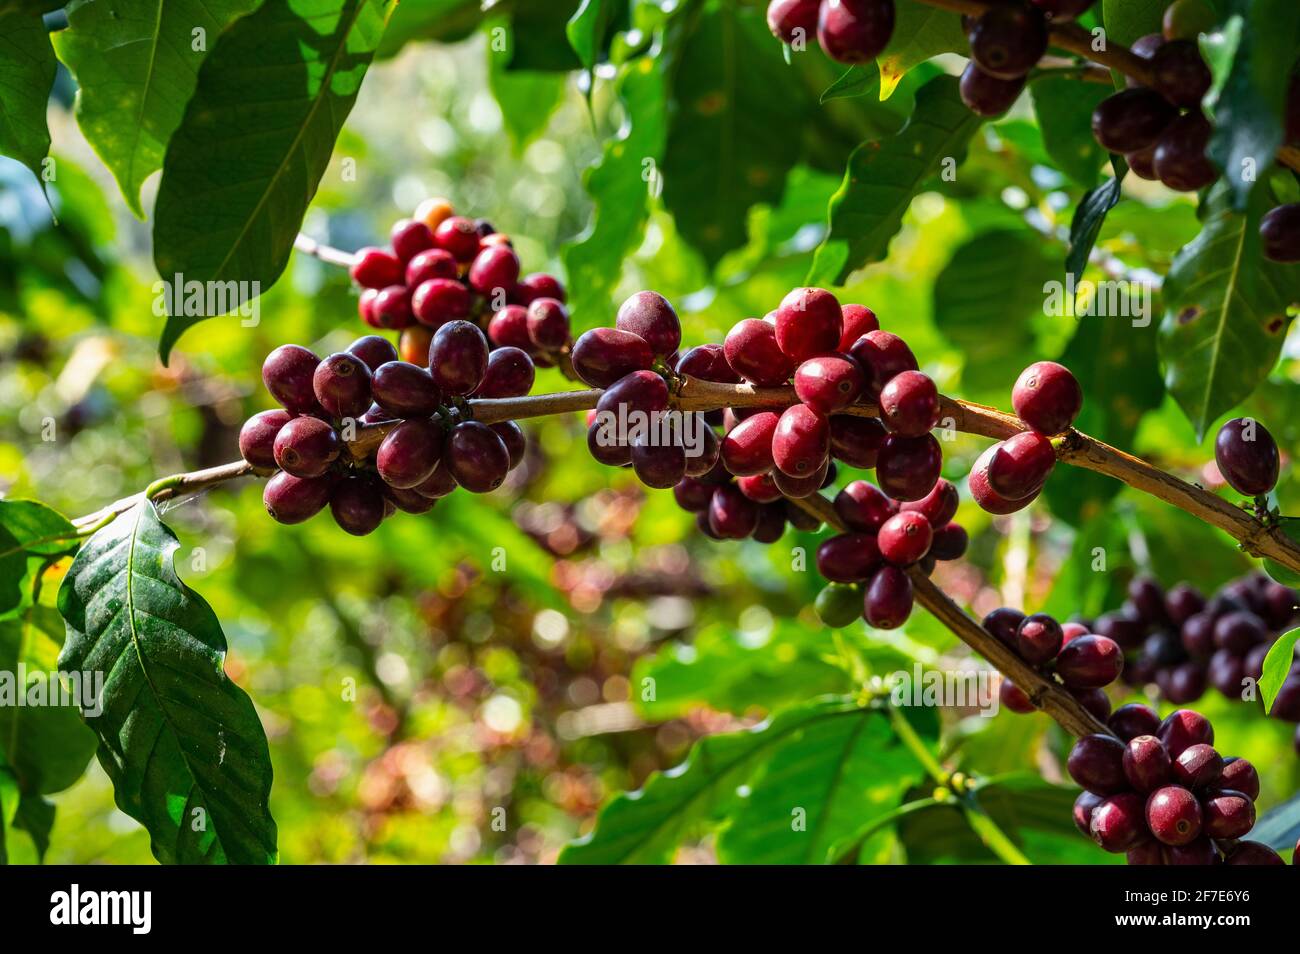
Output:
[
  {"xmin": 817, "ymin": 0, "xmax": 896, "ymax": 65},
  {"xmin": 474, "ymin": 347, "xmax": 536, "ymax": 399},
  {"xmin": 1214, "ymin": 417, "xmax": 1280, "ymax": 496},
  {"xmin": 1147, "ymin": 785, "xmax": 1202, "ymax": 846},
  {"xmin": 346, "ymin": 335, "xmax": 400, "ymax": 373},
  {"xmin": 263, "ymin": 344, "xmax": 321, "ymax": 413},
  {"xmin": 1110, "ymin": 703, "xmax": 1162, "ymax": 742},
  {"xmin": 329, "ymin": 474, "xmax": 386, "ymax": 536},
  {"xmin": 1165, "ymin": 582, "xmax": 1205, "ymax": 625},
  {"xmin": 631, "ymin": 439, "xmax": 687, "ymax": 489},
  {"xmin": 414, "ymin": 462, "xmax": 457, "ymax": 499},
  {"xmin": 1150, "ymin": 39, "xmax": 1211, "ymax": 108},
  {"xmin": 1202, "ymin": 789, "xmax": 1255, "ymax": 840},
  {"xmin": 1165, "ymin": 837, "xmax": 1219, "ymax": 865},
  {"xmin": 264, "ymin": 471, "xmax": 332, "ymax": 524},
  {"xmin": 1126, "ymin": 143, "xmax": 1159, "ymax": 180},
  {"xmin": 376, "ymin": 417, "xmax": 445, "ymax": 489},
  {"xmin": 239, "ymin": 409, "xmax": 293, "ymax": 468},
  {"xmin": 968, "ymin": 5, "xmax": 1048, "ymax": 80},
  {"xmin": 490, "ymin": 421, "xmax": 527, "ymax": 471},
  {"xmin": 676, "ymin": 342, "xmax": 741, "ymax": 384},
  {"xmin": 834, "ymin": 480, "xmax": 896, "ymax": 533},
  {"xmin": 1012, "ymin": 361, "xmax": 1082, "ymax": 435},
  {"xmin": 1126, "ymin": 840, "xmax": 1166, "ymax": 865},
  {"xmin": 816, "ymin": 533, "xmax": 883, "ymax": 583},
  {"xmin": 273, "ymin": 416, "xmax": 340, "ymax": 479},
  {"xmin": 929, "ymin": 522, "xmax": 968, "ymax": 561},
  {"xmin": 428, "ymin": 320, "xmax": 488, "ymax": 397},
  {"xmin": 863, "ymin": 564, "xmax": 913, "ymax": 629},
  {"xmin": 875, "ymin": 433, "xmax": 941, "ymax": 502},
  {"xmin": 1208, "ymin": 649, "xmax": 1246, "ymax": 699},
  {"xmin": 446, "ymin": 421, "xmax": 511, "ymax": 493},
  {"xmin": 1093, "ymin": 610, "xmax": 1145, "ymax": 650},
  {"xmin": 1089, "ymin": 792, "xmax": 1147, "ymax": 852},
  {"xmin": 1180, "ymin": 611, "xmax": 1216, "ymax": 658},
  {"xmin": 1057, "ymin": 634, "xmax": 1124, "ymax": 689},
  {"xmin": 1260, "ymin": 203, "xmax": 1300, "ymax": 263},
  {"xmin": 384, "ymin": 483, "xmax": 437, "ymax": 514},
  {"xmin": 616, "ymin": 291, "xmax": 681, "ymax": 357},
  {"xmin": 371, "ymin": 361, "xmax": 441, "ymax": 418},
  {"xmin": 959, "ymin": 62, "xmax": 1025, "ymax": 117},
  {"xmin": 1153, "ymin": 112, "xmax": 1217, "ymax": 191},
  {"xmin": 1123, "ymin": 735, "xmax": 1174, "ymax": 793},
  {"xmin": 1157, "ymin": 708, "xmax": 1214, "ymax": 758},
  {"xmin": 1172, "ymin": 742, "xmax": 1223, "ymax": 790},
  {"xmin": 1001, "ymin": 678, "xmax": 1037, "ymax": 714},
  {"xmin": 1016, "ymin": 613, "xmax": 1064, "ymax": 665},
  {"xmin": 848, "ymin": 330, "xmax": 917, "ymax": 397},
  {"xmin": 1072, "ymin": 687, "xmax": 1113, "ymax": 724},
  {"xmin": 1223, "ymin": 841, "xmax": 1285, "ymax": 865},
  {"xmin": 1213, "ymin": 609, "xmax": 1266, "ymax": 654},
  {"xmin": 1219, "ymin": 757, "xmax": 1260, "ymax": 801},
  {"xmin": 313, "ymin": 352, "xmax": 373, "ymax": 419},
  {"xmin": 829, "ymin": 415, "xmax": 887, "ymax": 468},
  {"xmin": 709, "ymin": 485, "xmax": 760, "ymax": 539},
  {"xmin": 1068, "ymin": 733, "xmax": 1128, "ymax": 794},
  {"xmin": 571, "ymin": 328, "xmax": 654, "ymax": 388},
  {"xmin": 1091, "ymin": 88, "xmax": 1178, "ymax": 153},
  {"xmin": 982, "ymin": 607, "xmax": 1026, "ymax": 650}
]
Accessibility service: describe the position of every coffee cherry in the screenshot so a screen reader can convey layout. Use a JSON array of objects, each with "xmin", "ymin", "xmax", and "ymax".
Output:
[
  {"xmin": 414, "ymin": 461, "xmax": 457, "ymax": 498},
  {"xmin": 1068, "ymin": 733, "xmax": 1128, "ymax": 794},
  {"xmin": 724, "ymin": 318, "xmax": 794, "ymax": 386},
  {"xmin": 1091, "ymin": 88, "xmax": 1178, "ymax": 153},
  {"xmin": 1214, "ymin": 609, "xmax": 1267, "ymax": 654},
  {"xmin": 817, "ymin": 533, "xmax": 883, "ymax": 583},
  {"xmin": 709, "ymin": 485, "xmax": 760, "ymax": 539},
  {"xmin": 817, "ymin": 0, "xmax": 895, "ymax": 64},
  {"xmin": 1215, "ymin": 416, "xmax": 1281, "ymax": 498},
  {"xmin": 773, "ymin": 460, "xmax": 830, "ymax": 499},
  {"xmin": 1150, "ymin": 39, "xmax": 1211, "ymax": 107},
  {"xmin": 587, "ymin": 422, "xmax": 631, "ymax": 467},
  {"xmin": 376, "ymin": 417, "xmax": 445, "ymax": 489},
  {"xmin": 411, "ymin": 277, "xmax": 471, "ymax": 327},
  {"xmin": 864, "ymin": 564, "xmax": 913, "ymax": 629},
  {"xmin": 1223, "ymin": 841, "xmax": 1285, "ymax": 865},
  {"xmin": 1165, "ymin": 837, "xmax": 1218, "ymax": 865},
  {"xmin": 1123, "ymin": 735, "xmax": 1174, "ymax": 793},
  {"xmin": 384, "ymin": 483, "xmax": 437, "ymax": 514},
  {"xmin": 676, "ymin": 343, "xmax": 741, "ymax": 384},
  {"xmin": 1016, "ymin": 613, "xmax": 1063, "ymax": 665},
  {"xmin": 631, "ymin": 439, "xmax": 687, "ymax": 489},
  {"xmin": 312, "ymin": 352, "xmax": 373, "ymax": 420},
  {"xmin": 273, "ymin": 416, "xmax": 340, "ymax": 478},
  {"xmin": 413, "ymin": 197, "xmax": 454, "ymax": 232},
  {"xmin": 875, "ymin": 433, "xmax": 941, "ymax": 502},
  {"xmin": 467, "ymin": 244, "xmax": 521, "ymax": 296},
  {"xmin": 1202, "ymin": 789, "xmax": 1255, "ymax": 840},
  {"xmin": 571, "ymin": 328, "xmax": 654, "ymax": 388},
  {"xmin": 1219, "ymin": 757, "xmax": 1260, "ymax": 801},
  {"xmin": 969, "ymin": 445, "xmax": 1041, "ymax": 515},
  {"xmin": 1089, "ymin": 792, "xmax": 1147, "ymax": 852},
  {"xmin": 673, "ymin": 476, "xmax": 715, "ymax": 512},
  {"xmin": 616, "ymin": 291, "xmax": 681, "ymax": 357},
  {"xmin": 877, "ymin": 511, "xmax": 932, "ymax": 566},
  {"xmin": 597, "ymin": 370, "xmax": 670, "ymax": 419},
  {"xmin": 239, "ymin": 409, "xmax": 292, "ymax": 468},
  {"xmin": 1172, "ymin": 743, "xmax": 1223, "ymax": 790},
  {"xmin": 878, "ymin": 370, "xmax": 939, "ymax": 437},
  {"xmin": 1057, "ymin": 634, "xmax": 1124, "ymax": 689},
  {"xmin": 1147, "ymin": 785, "xmax": 1202, "ymax": 846},
  {"xmin": 372, "ymin": 285, "xmax": 414, "ymax": 330},
  {"xmin": 1108, "ymin": 703, "xmax": 1161, "ymax": 743},
  {"xmin": 1261, "ymin": 203, "xmax": 1300, "ymax": 262},
  {"xmin": 898, "ymin": 478, "xmax": 958, "ymax": 528},
  {"xmin": 829, "ymin": 415, "xmax": 887, "ymax": 468},
  {"xmin": 982, "ymin": 607, "xmax": 1026, "ymax": 650},
  {"xmin": 263, "ymin": 471, "xmax": 332, "ymax": 524},
  {"xmin": 767, "ymin": 0, "xmax": 819, "ymax": 43},
  {"xmin": 794, "ymin": 355, "xmax": 864, "ymax": 414},
  {"xmin": 329, "ymin": 474, "xmax": 387, "ymax": 536},
  {"xmin": 346, "ymin": 335, "xmax": 399, "ymax": 374},
  {"xmin": 929, "ymin": 522, "xmax": 968, "ymax": 561},
  {"xmin": 350, "ymin": 247, "xmax": 404, "ymax": 289},
  {"xmin": 1161, "ymin": 661, "xmax": 1208, "ymax": 704},
  {"xmin": 737, "ymin": 472, "xmax": 782, "ymax": 503},
  {"xmin": 1072, "ymin": 687, "xmax": 1113, "ymax": 724},
  {"xmin": 1012, "ymin": 361, "xmax": 1081, "ymax": 435},
  {"xmin": 1001, "ymin": 678, "xmax": 1037, "ymax": 714},
  {"xmin": 986, "ymin": 430, "xmax": 1055, "ymax": 500},
  {"xmin": 837, "ymin": 304, "xmax": 879, "ymax": 350},
  {"xmin": 959, "ymin": 62, "xmax": 1025, "ymax": 117},
  {"xmin": 263, "ymin": 344, "xmax": 321, "ymax": 414},
  {"xmin": 428, "ymin": 321, "xmax": 489, "ymax": 396},
  {"xmin": 358, "ymin": 287, "xmax": 382, "ymax": 327},
  {"xmin": 1126, "ymin": 143, "xmax": 1159, "ymax": 180},
  {"xmin": 833, "ymin": 480, "xmax": 895, "ymax": 533},
  {"xmin": 371, "ymin": 361, "xmax": 441, "ymax": 418},
  {"xmin": 433, "ymin": 216, "xmax": 481, "ymax": 262},
  {"xmin": 816, "ymin": 581, "xmax": 865, "ymax": 627},
  {"xmin": 848, "ymin": 330, "xmax": 917, "ymax": 396},
  {"xmin": 396, "ymin": 327, "xmax": 431, "ymax": 367},
  {"xmin": 485, "ymin": 306, "xmax": 530, "ymax": 352},
  {"xmin": 1153, "ymin": 112, "xmax": 1217, "ymax": 192},
  {"xmin": 1126, "ymin": 840, "xmax": 1165, "ymax": 865},
  {"xmin": 773, "ymin": 288, "xmax": 843, "ymax": 363},
  {"xmin": 474, "ymin": 347, "xmax": 536, "ymax": 399},
  {"xmin": 1165, "ymin": 582, "xmax": 1206, "ymax": 627},
  {"xmin": 773, "ymin": 404, "xmax": 830, "ymax": 477},
  {"xmin": 405, "ymin": 248, "xmax": 459, "ymax": 288},
  {"xmin": 968, "ymin": 5, "xmax": 1048, "ymax": 80},
  {"xmin": 1157, "ymin": 708, "xmax": 1214, "ymax": 758},
  {"xmin": 522, "ymin": 298, "xmax": 569, "ymax": 353},
  {"xmin": 446, "ymin": 421, "xmax": 510, "ymax": 493},
  {"xmin": 721, "ymin": 411, "xmax": 779, "ymax": 476},
  {"xmin": 515, "ymin": 273, "xmax": 566, "ymax": 305},
  {"xmin": 684, "ymin": 421, "xmax": 722, "ymax": 477}
]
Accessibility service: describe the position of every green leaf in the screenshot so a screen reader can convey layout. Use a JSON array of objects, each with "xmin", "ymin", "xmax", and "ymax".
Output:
[
  {"xmin": 0, "ymin": 753, "xmax": 15, "ymax": 864},
  {"xmin": 567, "ymin": 0, "xmax": 617, "ymax": 70},
  {"xmin": 821, "ymin": 64, "xmax": 881, "ymax": 103},
  {"xmin": 503, "ymin": 0, "xmax": 583, "ymax": 72},
  {"xmin": 1101, "ymin": 0, "xmax": 1167, "ymax": 45},
  {"xmin": 0, "ymin": 10, "xmax": 56, "ymax": 186},
  {"xmin": 374, "ymin": 0, "xmax": 482, "ymax": 58},
  {"xmin": 1065, "ymin": 161, "xmax": 1125, "ymax": 286},
  {"xmin": 1205, "ymin": 0, "xmax": 1300, "ymax": 210},
  {"xmin": 1252, "ymin": 789, "xmax": 1300, "ymax": 853},
  {"xmin": 661, "ymin": 2, "xmax": 808, "ymax": 268},
  {"xmin": 563, "ymin": 54, "xmax": 668, "ymax": 331},
  {"xmin": 486, "ymin": 16, "xmax": 568, "ymax": 154},
  {"xmin": 1260, "ymin": 626, "xmax": 1300, "ymax": 714},
  {"xmin": 808, "ymin": 75, "xmax": 981, "ymax": 287},
  {"xmin": 13, "ymin": 791, "xmax": 54, "ymax": 861},
  {"xmin": 875, "ymin": 0, "xmax": 966, "ymax": 100},
  {"xmin": 56, "ymin": 502, "xmax": 277, "ymax": 864},
  {"xmin": 0, "ymin": 605, "xmax": 98, "ymax": 794},
  {"xmin": 153, "ymin": 0, "xmax": 394, "ymax": 363},
  {"xmin": 1264, "ymin": 518, "xmax": 1300, "ymax": 585},
  {"xmin": 0, "ymin": 499, "xmax": 78, "ymax": 618},
  {"xmin": 1159, "ymin": 184, "xmax": 1300, "ymax": 438},
  {"xmin": 53, "ymin": 0, "xmax": 263, "ymax": 219},
  {"xmin": 717, "ymin": 707, "xmax": 930, "ymax": 864},
  {"xmin": 1030, "ymin": 77, "xmax": 1111, "ymax": 189},
  {"xmin": 558, "ymin": 697, "xmax": 864, "ymax": 864},
  {"xmin": 932, "ymin": 228, "xmax": 1057, "ymax": 393}
]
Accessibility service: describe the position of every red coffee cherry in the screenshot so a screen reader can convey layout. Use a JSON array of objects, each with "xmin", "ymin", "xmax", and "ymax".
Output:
[
  {"xmin": 617, "ymin": 290, "xmax": 681, "ymax": 357},
  {"xmin": 631, "ymin": 439, "xmax": 687, "ymax": 489},
  {"xmin": 875, "ymin": 433, "xmax": 941, "ymax": 502},
  {"xmin": 515, "ymin": 272, "xmax": 566, "ymax": 304},
  {"xmin": 263, "ymin": 344, "xmax": 321, "ymax": 414},
  {"xmin": 817, "ymin": 0, "xmax": 896, "ymax": 64},
  {"xmin": 377, "ymin": 417, "xmax": 445, "ymax": 489},
  {"xmin": 1122, "ymin": 735, "xmax": 1174, "ymax": 793},
  {"xmin": 405, "ymin": 247, "xmax": 458, "ymax": 287},
  {"xmin": 986, "ymin": 430, "xmax": 1055, "ymax": 500},
  {"xmin": 1088, "ymin": 792, "xmax": 1147, "ymax": 852},
  {"xmin": 969, "ymin": 444, "xmax": 1041, "ymax": 515},
  {"xmin": 467, "ymin": 244, "xmax": 521, "ymax": 296},
  {"xmin": 239, "ymin": 409, "xmax": 293, "ymax": 469},
  {"xmin": 849, "ymin": 330, "xmax": 917, "ymax": 396},
  {"xmin": 834, "ymin": 480, "xmax": 897, "ymax": 533},
  {"xmin": 313, "ymin": 352, "xmax": 373, "ymax": 420},
  {"xmin": 794, "ymin": 355, "xmax": 864, "ymax": 414},
  {"xmin": 1202, "ymin": 789, "xmax": 1255, "ymax": 840},
  {"xmin": 1146, "ymin": 785, "xmax": 1202, "ymax": 846},
  {"xmin": 721, "ymin": 411, "xmax": 779, "ymax": 477},
  {"xmin": 350, "ymin": 246, "xmax": 403, "ymax": 289},
  {"xmin": 766, "ymin": 0, "xmax": 819, "ymax": 43},
  {"xmin": 432, "ymin": 215, "xmax": 481, "ymax": 262},
  {"xmin": 525, "ymin": 298, "xmax": 570, "ymax": 352},
  {"xmin": 829, "ymin": 415, "xmax": 887, "ymax": 468},
  {"xmin": 773, "ymin": 287, "xmax": 843, "ymax": 363},
  {"xmin": 411, "ymin": 278, "xmax": 471, "ymax": 327},
  {"xmin": 273, "ymin": 416, "xmax": 340, "ymax": 479},
  {"xmin": 724, "ymin": 318, "xmax": 795, "ymax": 386},
  {"xmin": 877, "ymin": 511, "xmax": 933, "ymax": 566},
  {"xmin": 1172, "ymin": 743, "xmax": 1223, "ymax": 790},
  {"xmin": 1219, "ymin": 757, "xmax": 1260, "ymax": 801},
  {"xmin": 899, "ymin": 478, "xmax": 958, "ymax": 527},
  {"xmin": 571, "ymin": 328, "xmax": 654, "ymax": 388},
  {"xmin": 878, "ymin": 370, "xmax": 939, "ymax": 437},
  {"xmin": 837, "ymin": 304, "xmax": 879, "ymax": 350},
  {"xmin": 446, "ymin": 421, "xmax": 511, "ymax": 493},
  {"xmin": 1157, "ymin": 708, "xmax": 1214, "ymax": 757},
  {"xmin": 1056, "ymin": 634, "xmax": 1124, "ymax": 689},
  {"xmin": 1001, "ymin": 678, "xmax": 1037, "ymax": 714},
  {"xmin": 1164, "ymin": 837, "xmax": 1219, "ymax": 865},
  {"xmin": 773, "ymin": 404, "xmax": 830, "ymax": 477},
  {"xmin": 429, "ymin": 320, "xmax": 489, "ymax": 396},
  {"xmin": 863, "ymin": 565, "xmax": 913, "ymax": 629},
  {"xmin": 1126, "ymin": 840, "xmax": 1166, "ymax": 865},
  {"xmin": 263, "ymin": 471, "xmax": 333, "ymax": 525}
]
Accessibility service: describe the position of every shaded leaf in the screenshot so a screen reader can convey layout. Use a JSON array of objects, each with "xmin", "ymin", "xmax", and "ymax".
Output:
[
  {"xmin": 1065, "ymin": 161, "xmax": 1125, "ymax": 286},
  {"xmin": 53, "ymin": 0, "xmax": 263, "ymax": 218},
  {"xmin": 0, "ymin": 10, "xmax": 56, "ymax": 186},
  {"xmin": 1030, "ymin": 77, "xmax": 1111, "ymax": 189},
  {"xmin": 1252, "ymin": 788, "xmax": 1300, "ymax": 853},
  {"xmin": 153, "ymin": 0, "xmax": 393, "ymax": 362},
  {"xmin": 808, "ymin": 75, "xmax": 981, "ymax": 286},
  {"xmin": 486, "ymin": 15, "xmax": 568, "ymax": 153},
  {"xmin": 0, "ymin": 499, "xmax": 77, "ymax": 618},
  {"xmin": 820, "ymin": 64, "xmax": 882, "ymax": 103},
  {"xmin": 57, "ymin": 502, "xmax": 277, "ymax": 864},
  {"xmin": 1101, "ymin": 0, "xmax": 1166, "ymax": 45},
  {"xmin": 504, "ymin": 0, "xmax": 583, "ymax": 72},
  {"xmin": 567, "ymin": 0, "xmax": 619, "ymax": 70},
  {"xmin": 374, "ymin": 0, "xmax": 482, "ymax": 58}
]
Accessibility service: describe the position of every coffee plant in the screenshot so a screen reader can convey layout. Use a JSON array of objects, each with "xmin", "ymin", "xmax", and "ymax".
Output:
[{"xmin": 0, "ymin": 0, "xmax": 1298, "ymax": 870}]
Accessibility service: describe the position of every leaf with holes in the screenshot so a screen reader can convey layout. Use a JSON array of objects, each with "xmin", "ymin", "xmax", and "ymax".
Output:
[
  {"xmin": 0, "ymin": 9, "xmax": 56, "ymax": 186},
  {"xmin": 875, "ymin": 0, "xmax": 966, "ymax": 100},
  {"xmin": 1159, "ymin": 185, "xmax": 1300, "ymax": 438},
  {"xmin": 808, "ymin": 75, "xmax": 981, "ymax": 287},
  {"xmin": 56, "ymin": 502, "xmax": 277, "ymax": 864},
  {"xmin": 153, "ymin": 0, "xmax": 394, "ymax": 363}
]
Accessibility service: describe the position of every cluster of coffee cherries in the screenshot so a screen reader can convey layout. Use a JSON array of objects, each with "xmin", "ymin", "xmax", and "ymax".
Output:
[
  {"xmin": 1089, "ymin": 572, "xmax": 1300, "ymax": 752},
  {"xmin": 766, "ymin": 0, "xmax": 897, "ymax": 65},
  {"xmin": 1071, "ymin": 704, "xmax": 1289, "ymax": 864},
  {"xmin": 987, "ymin": 608, "xmax": 1125, "ymax": 722},
  {"xmin": 956, "ymin": 0, "xmax": 1095, "ymax": 118},
  {"xmin": 969, "ymin": 361, "xmax": 1082, "ymax": 515},
  {"xmin": 347, "ymin": 198, "xmax": 571, "ymax": 368},
  {"xmin": 240, "ymin": 324, "xmax": 535, "ymax": 533}
]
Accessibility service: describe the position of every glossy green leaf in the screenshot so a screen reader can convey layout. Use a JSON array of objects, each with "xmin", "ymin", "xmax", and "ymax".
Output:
[
  {"xmin": 559, "ymin": 697, "xmax": 864, "ymax": 864},
  {"xmin": 821, "ymin": 64, "xmax": 881, "ymax": 103},
  {"xmin": 0, "ymin": 499, "xmax": 78, "ymax": 618},
  {"xmin": 504, "ymin": 0, "xmax": 583, "ymax": 72},
  {"xmin": 487, "ymin": 16, "xmax": 568, "ymax": 154},
  {"xmin": 1065, "ymin": 161, "xmax": 1125, "ymax": 286},
  {"xmin": 153, "ymin": 0, "xmax": 393, "ymax": 363},
  {"xmin": 876, "ymin": 0, "xmax": 966, "ymax": 100},
  {"xmin": 57, "ymin": 502, "xmax": 277, "ymax": 864},
  {"xmin": 567, "ymin": 0, "xmax": 618, "ymax": 70},
  {"xmin": 53, "ymin": 0, "xmax": 263, "ymax": 219},
  {"xmin": 0, "ymin": 10, "xmax": 56, "ymax": 186},
  {"xmin": 1030, "ymin": 77, "xmax": 1111, "ymax": 189},
  {"xmin": 1252, "ymin": 788, "xmax": 1300, "ymax": 853},
  {"xmin": 12, "ymin": 791, "xmax": 53, "ymax": 861},
  {"xmin": 661, "ymin": 2, "xmax": 807, "ymax": 267},
  {"xmin": 808, "ymin": 75, "xmax": 981, "ymax": 287},
  {"xmin": 1260, "ymin": 627, "xmax": 1300, "ymax": 714},
  {"xmin": 1101, "ymin": 0, "xmax": 1166, "ymax": 45},
  {"xmin": 1159, "ymin": 185, "xmax": 1300, "ymax": 438},
  {"xmin": 1264, "ymin": 518, "xmax": 1300, "ymax": 586},
  {"xmin": 374, "ymin": 0, "xmax": 482, "ymax": 58},
  {"xmin": 1205, "ymin": 0, "xmax": 1299, "ymax": 210}
]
